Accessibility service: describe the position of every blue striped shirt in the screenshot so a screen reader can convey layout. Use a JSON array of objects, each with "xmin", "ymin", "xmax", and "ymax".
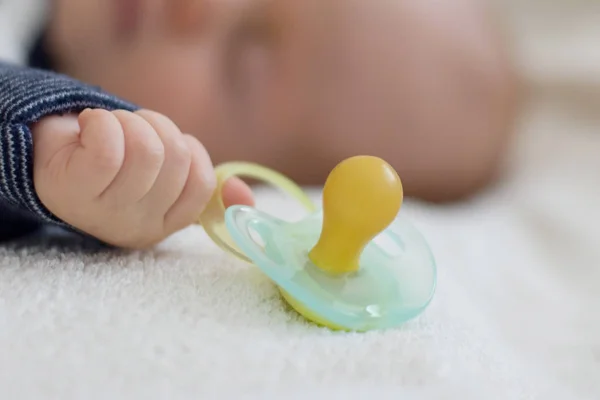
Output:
[{"xmin": 0, "ymin": 61, "xmax": 138, "ymax": 242}]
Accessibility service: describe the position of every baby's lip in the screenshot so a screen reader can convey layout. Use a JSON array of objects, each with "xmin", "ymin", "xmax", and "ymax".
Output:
[{"xmin": 114, "ymin": 0, "xmax": 142, "ymax": 39}]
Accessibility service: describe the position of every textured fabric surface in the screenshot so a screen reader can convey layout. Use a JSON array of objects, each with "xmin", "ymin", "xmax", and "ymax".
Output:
[{"xmin": 1, "ymin": 156, "xmax": 600, "ymax": 399}]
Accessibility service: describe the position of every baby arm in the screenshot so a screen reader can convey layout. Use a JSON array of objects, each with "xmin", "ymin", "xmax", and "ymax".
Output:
[{"xmin": 0, "ymin": 63, "xmax": 251, "ymax": 247}]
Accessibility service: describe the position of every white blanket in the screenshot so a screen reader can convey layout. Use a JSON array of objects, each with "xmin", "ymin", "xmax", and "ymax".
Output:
[{"xmin": 1, "ymin": 1, "xmax": 600, "ymax": 399}]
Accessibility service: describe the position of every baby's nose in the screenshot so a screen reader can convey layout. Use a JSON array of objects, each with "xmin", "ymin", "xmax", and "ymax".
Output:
[
  {"xmin": 167, "ymin": 0, "xmax": 210, "ymax": 35},
  {"xmin": 166, "ymin": 0, "xmax": 262, "ymax": 37}
]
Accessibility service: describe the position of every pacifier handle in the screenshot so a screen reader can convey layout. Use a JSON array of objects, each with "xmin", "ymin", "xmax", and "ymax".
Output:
[{"xmin": 197, "ymin": 162, "xmax": 317, "ymax": 263}]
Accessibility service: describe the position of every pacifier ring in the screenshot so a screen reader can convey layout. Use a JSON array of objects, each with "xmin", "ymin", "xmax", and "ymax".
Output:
[{"xmin": 198, "ymin": 162, "xmax": 317, "ymax": 263}]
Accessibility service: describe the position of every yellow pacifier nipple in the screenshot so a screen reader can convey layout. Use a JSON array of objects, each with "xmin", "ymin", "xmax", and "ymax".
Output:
[{"xmin": 308, "ymin": 156, "xmax": 404, "ymax": 275}]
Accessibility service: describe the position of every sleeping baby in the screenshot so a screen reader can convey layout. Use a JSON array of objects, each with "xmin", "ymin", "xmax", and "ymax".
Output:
[{"xmin": 0, "ymin": 0, "xmax": 517, "ymax": 248}]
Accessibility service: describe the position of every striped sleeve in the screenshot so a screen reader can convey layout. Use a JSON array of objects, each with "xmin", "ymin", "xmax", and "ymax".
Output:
[{"xmin": 0, "ymin": 61, "xmax": 139, "ymax": 240}]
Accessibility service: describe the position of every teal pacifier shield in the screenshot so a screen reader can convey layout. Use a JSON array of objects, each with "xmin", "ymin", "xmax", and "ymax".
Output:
[{"xmin": 224, "ymin": 205, "xmax": 436, "ymax": 331}]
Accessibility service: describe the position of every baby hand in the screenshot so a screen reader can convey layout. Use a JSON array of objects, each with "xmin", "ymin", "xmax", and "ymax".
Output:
[{"xmin": 32, "ymin": 109, "xmax": 252, "ymax": 248}]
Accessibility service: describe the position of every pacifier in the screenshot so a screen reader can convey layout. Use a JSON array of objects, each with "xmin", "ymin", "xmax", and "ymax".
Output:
[{"xmin": 198, "ymin": 156, "xmax": 436, "ymax": 332}]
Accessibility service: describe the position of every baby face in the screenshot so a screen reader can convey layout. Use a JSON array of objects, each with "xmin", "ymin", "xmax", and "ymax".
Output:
[{"xmin": 48, "ymin": 0, "xmax": 515, "ymax": 193}]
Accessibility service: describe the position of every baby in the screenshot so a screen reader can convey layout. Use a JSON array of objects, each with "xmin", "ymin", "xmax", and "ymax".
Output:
[{"xmin": 0, "ymin": 0, "xmax": 517, "ymax": 248}]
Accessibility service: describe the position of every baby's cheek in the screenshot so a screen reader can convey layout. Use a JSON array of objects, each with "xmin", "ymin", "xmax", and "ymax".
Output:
[
  {"xmin": 122, "ymin": 54, "xmax": 221, "ymax": 133},
  {"xmin": 94, "ymin": 46, "xmax": 239, "ymax": 153}
]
